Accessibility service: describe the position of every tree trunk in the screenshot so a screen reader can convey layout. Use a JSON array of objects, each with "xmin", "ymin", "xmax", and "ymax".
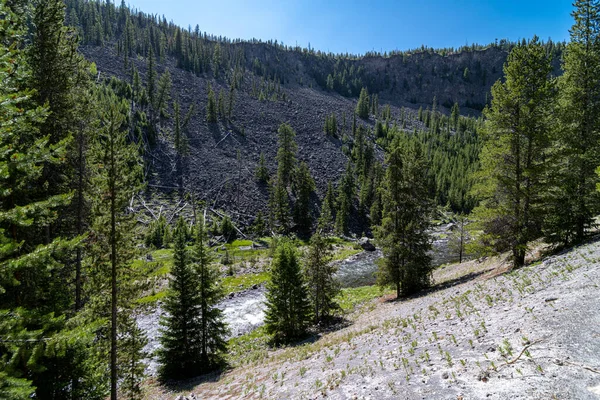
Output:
[{"xmin": 110, "ymin": 122, "xmax": 118, "ymax": 400}]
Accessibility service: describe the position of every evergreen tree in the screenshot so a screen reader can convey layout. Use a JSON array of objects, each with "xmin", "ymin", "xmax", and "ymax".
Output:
[
  {"xmin": 474, "ymin": 37, "xmax": 554, "ymax": 267},
  {"xmin": 451, "ymin": 102, "xmax": 460, "ymax": 130},
  {"xmin": 255, "ymin": 152, "xmax": 270, "ymax": 183},
  {"xmin": 304, "ymin": 234, "xmax": 339, "ymax": 323},
  {"xmin": 375, "ymin": 137, "xmax": 433, "ymax": 298},
  {"xmin": 86, "ymin": 91, "xmax": 143, "ymax": 400},
  {"xmin": 276, "ymin": 123, "xmax": 298, "ymax": 187},
  {"xmin": 293, "ymin": 162, "xmax": 316, "ymax": 233},
  {"xmin": 0, "ymin": 4, "xmax": 70, "ymax": 396},
  {"xmin": 158, "ymin": 217, "xmax": 205, "ymax": 379},
  {"xmin": 191, "ymin": 218, "xmax": 228, "ymax": 370},
  {"xmin": 264, "ymin": 239, "xmax": 311, "ymax": 343},
  {"xmin": 318, "ymin": 181, "xmax": 336, "ymax": 234},
  {"xmin": 218, "ymin": 88, "xmax": 225, "ymax": 118},
  {"xmin": 335, "ymin": 162, "xmax": 355, "ymax": 235},
  {"xmin": 146, "ymin": 47, "xmax": 156, "ymax": 108},
  {"xmin": 206, "ymin": 83, "xmax": 217, "ymax": 123},
  {"xmin": 545, "ymin": 0, "xmax": 600, "ymax": 246},
  {"xmin": 228, "ymin": 85, "xmax": 235, "ymax": 119},
  {"xmin": 356, "ymin": 87, "xmax": 370, "ymax": 119},
  {"xmin": 1, "ymin": 3, "xmax": 106, "ymax": 398},
  {"xmin": 155, "ymin": 69, "xmax": 172, "ymax": 119},
  {"xmin": 252, "ymin": 211, "xmax": 267, "ymax": 237},
  {"xmin": 269, "ymin": 179, "xmax": 291, "ymax": 233}
]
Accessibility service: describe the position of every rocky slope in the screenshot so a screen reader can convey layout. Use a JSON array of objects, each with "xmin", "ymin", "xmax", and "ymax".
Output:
[
  {"xmin": 79, "ymin": 42, "xmax": 518, "ymax": 228},
  {"xmin": 147, "ymin": 238, "xmax": 600, "ymax": 399}
]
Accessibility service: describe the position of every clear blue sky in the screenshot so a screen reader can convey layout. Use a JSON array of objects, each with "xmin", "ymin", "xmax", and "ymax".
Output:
[{"xmin": 126, "ymin": 0, "xmax": 574, "ymax": 55}]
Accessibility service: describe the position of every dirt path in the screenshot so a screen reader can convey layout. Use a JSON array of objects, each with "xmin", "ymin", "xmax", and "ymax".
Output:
[{"xmin": 148, "ymin": 240, "xmax": 600, "ymax": 399}]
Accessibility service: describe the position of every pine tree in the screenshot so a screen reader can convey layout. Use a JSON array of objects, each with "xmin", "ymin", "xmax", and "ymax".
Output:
[
  {"xmin": 119, "ymin": 313, "xmax": 148, "ymax": 400},
  {"xmin": 335, "ymin": 162, "xmax": 355, "ymax": 235},
  {"xmin": 158, "ymin": 217, "xmax": 204, "ymax": 379},
  {"xmin": 545, "ymin": 0, "xmax": 600, "ymax": 246},
  {"xmin": 269, "ymin": 178, "xmax": 291, "ymax": 233},
  {"xmin": 228, "ymin": 85, "xmax": 235, "ymax": 119},
  {"xmin": 264, "ymin": 239, "xmax": 311, "ymax": 343},
  {"xmin": 255, "ymin": 152, "xmax": 270, "ymax": 183},
  {"xmin": 293, "ymin": 162, "xmax": 316, "ymax": 233},
  {"xmin": 451, "ymin": 102, "xmax": 460, "ymax": 130},
  {"xmin": 155, "ymin": 69, "xmax": 172, "ymax": 119},
  {"xmin": 304, "ymin": 234, "xmax": 339, "ymax": 323},
  {"xmin": 0, "ymin": 5, "xmax": 69, "ymax": 396},
  {"xmin": 356, "ymin": 87, "xmax": 370, "ymax": 119},
  {"xmin": 206, "ymin": 83, "xmax": 217, "ymax": 123},
  {"xmin": 318, "ymin": 181, "xmax": 336, "ymax": 234},
  {"xmin": 474, "ymin": 37, "xmax": 554, "ymax": 267},
  {"xmin": 87, "ymin": 91, "xmax": 143, "ymax": 400},
  {"xmin": 147, "ymin": 47, "xmax": 156, "ymax": 108},
  {"xmin": 276, "ymin": 123, "xmax": 298, "ymax": 187},
  {"xmin": 192, "ymin": 218, "xmax": 228, "ymax": 370},
  {"xmin": 218, "ymin": 88, "xmax": 225, "ymax": 119},
  {"xmin": 375, "ymin": 137, "xmax": 433, "ymax": 298},
  {"xmin": 1, "ymin": 3, "xmax": 107, "ymax": 398}
]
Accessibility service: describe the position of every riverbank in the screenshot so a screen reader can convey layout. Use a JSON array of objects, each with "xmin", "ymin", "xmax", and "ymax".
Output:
[{"xmin": 143, "ymin": 238, "xmax": 600, "ymax": 399}]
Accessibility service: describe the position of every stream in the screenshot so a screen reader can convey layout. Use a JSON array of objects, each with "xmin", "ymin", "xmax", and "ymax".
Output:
[{"xmin": 138, "ymin": 223, "xmax": 458, "ymax": 374}]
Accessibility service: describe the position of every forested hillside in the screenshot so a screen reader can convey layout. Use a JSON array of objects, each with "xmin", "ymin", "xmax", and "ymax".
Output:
[
  {"xmin": 2, "ymin": 0, "xmax": 599, "ymax": 399},
  {"xmin": 61, "ymin": 0, "xmax": 564, "ymax": 234}
]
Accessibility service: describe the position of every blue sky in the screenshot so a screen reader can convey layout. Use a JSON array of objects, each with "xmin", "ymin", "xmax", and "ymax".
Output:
[{"xmin": 126, "ymin": 0, "xmax": 574, "ymax": 55}]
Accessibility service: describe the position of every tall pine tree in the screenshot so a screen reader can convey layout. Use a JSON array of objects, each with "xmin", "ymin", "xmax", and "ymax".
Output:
[
  {"xmin": 375, "ymin": 137, "xmax": 433, "ymax": 298},
  {"xmin": 264, "ymin": 239, "xmax": 311, "ymax": 343},
  {"xmin": 545, "ymin": 0, "xmax": 600, "ymax": 246}
]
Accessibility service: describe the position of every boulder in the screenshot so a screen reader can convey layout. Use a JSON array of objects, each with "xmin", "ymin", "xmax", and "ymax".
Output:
[{"xmin": 358, "ymin": 237, "xmax": 376, "ymax": 251}]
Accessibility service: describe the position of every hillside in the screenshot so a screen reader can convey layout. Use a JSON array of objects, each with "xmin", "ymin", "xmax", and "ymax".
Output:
[
  {"xmin": 66, "ymin": 0, "xmax": 564, "ymax": 232},
  {"xmin": 146, "ymin": 239, "xmax": 600, "ymax": 400},
  {"xmin": 78, "ymin": 40, "xmax": 511, "ymax": 227}
]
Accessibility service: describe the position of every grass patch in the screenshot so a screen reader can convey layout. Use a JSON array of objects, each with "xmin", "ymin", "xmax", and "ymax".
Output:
[
  {"xmin": 337, "ymin": 285, "xmax": 393, "ymax": 313},
  {"xmin": 222, "ymin": 272, "xmax": 270, "ymax": 294},
  {"xmin": 227, "ymin": 326, "xmax": 271, "ymax": 367}
]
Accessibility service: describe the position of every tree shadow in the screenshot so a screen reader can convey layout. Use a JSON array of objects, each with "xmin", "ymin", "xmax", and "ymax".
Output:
[
  {"xmin": 159, "ymin": 362, "xmax": 228, "ymax": 392},
  {"xmin": 268, "ymin": 316, "xmax": 353, "ymax": 348},
  {"xmin": 383, "ymin": 270, "xmax": 488, "ymax": 303}
]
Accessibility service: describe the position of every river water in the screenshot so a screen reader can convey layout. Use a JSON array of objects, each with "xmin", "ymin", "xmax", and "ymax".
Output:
[{"xmin": 138, "ymin": 224, "xmax": 457, "ymax": 374}]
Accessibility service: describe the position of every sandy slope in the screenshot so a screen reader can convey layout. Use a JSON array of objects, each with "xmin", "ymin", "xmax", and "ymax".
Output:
[{"xmin": 149, "ymin": 239, "xmax": 600, "ymax": 400}]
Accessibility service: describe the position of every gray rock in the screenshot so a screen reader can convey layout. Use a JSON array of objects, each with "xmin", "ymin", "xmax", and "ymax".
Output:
[{"xmin": 358, "ymin": 237, "xmax": 376, "ymax": 251}]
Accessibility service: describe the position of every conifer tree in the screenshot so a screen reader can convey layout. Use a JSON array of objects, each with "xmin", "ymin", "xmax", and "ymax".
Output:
[
  {"xmin": 375, "ymin": 137, "xmax": 433, "ymax": 298},
  {"xmin": 146, "ymin": 47, "xmax": 156, "ymax": 108},
  {"xmin": 228, "ymin": 85, "xmax": 235, "ymax": 119},
  {"xmin": 218, "ymin": 88, "xmax": 225, "ymax": 118},
  {"xmin": 276, "ymin": 123, "xmax": 298, "ymax": 187},
  {"xmin": 155, "ymin": 69, "xmax": 172, "ymax": 119},
  {"xmin": 255, "ymin": 152, "xmax": 270, "ymax": 183},
  {"xmin": 304, "ymin": 234, "xmax": 339, "ymax": 323},
  {"xmin": 0, "ymin": 4, "xmax": 75, "ymax": 396},
  {"xmin": 1, "ymin": 3, "xmax": 107, "ymax": 398},
  {"xmin": 87, "ymin": 91, "xmax": 143, "ymax": 400},
  {"xmin": 206, "ymin": 83, "xmax": 217, "ymax": 123},
  {"xmin": 356, "ymin": 87, "xmax": 370, "ymax": 119},
  {"xmin": 545, "ymin": 0, "xmax": 600, "ymax": 246},
  {"xmin": 318, "ymin": 181, "xmax": 336, "ymax": 234},
  {"xmin": 474, "ymin": 37, "xmax": 554, "ymax": 266},
  {"xmin": 158, "ymin": 217, "xmax": 204, "ymax": 379},
  {"xmin": 264, "ymin": 239, "xmax": 311, "ymax": 343},
  {"xmin": 191, "ymin": 217, "xmax": 228, "ymax": 370},
  {"xmin": 335, "ymin": 162, "xmax": 355, "ymax": 235},
  {"xmin": 269, "ymin": 179, "xmax": 291, "ymax": 233},
  {"xmin": 293, "ymin": 162, "xmax": 316, "ymax": 233}
]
